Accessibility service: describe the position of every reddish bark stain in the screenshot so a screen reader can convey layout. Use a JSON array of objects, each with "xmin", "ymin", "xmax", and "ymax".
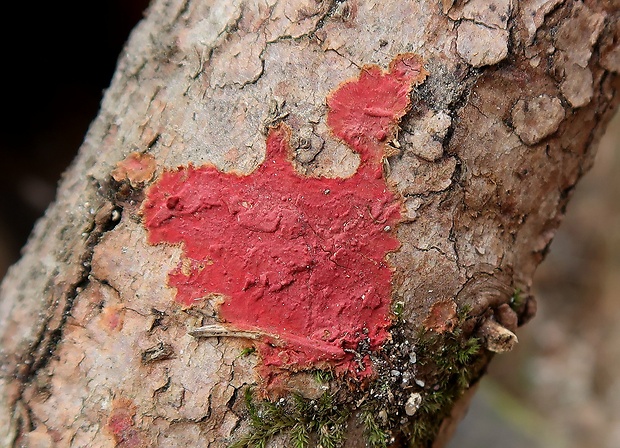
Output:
[
  {"xmin": 112, "ymin": 152, "xmax": 157, "ymax": 187},
  {"xmin": 100, "ymin": 304, "xmax": 124, "ymax": 332},
  {"xmin": 143, "ymin": 54, "xmax": 427, "ymax": 378},
  {"xmin": 107, "ymin": 398, "xmax": 145, "ymax": 448},
  {"xmin": 423, "ymin": 299, "xmax": 458, "ymax": 334}
]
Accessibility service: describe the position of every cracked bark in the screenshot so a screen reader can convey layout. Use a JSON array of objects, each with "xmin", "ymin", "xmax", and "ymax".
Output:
[{"xmin": 1, "ymin": 0, "xmax": 619, "ymax": 447}]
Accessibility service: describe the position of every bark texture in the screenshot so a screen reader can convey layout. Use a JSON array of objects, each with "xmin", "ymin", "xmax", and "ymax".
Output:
[{"xmin": 1, "ymin": 0, "xmax": 619, "ymax": 447}]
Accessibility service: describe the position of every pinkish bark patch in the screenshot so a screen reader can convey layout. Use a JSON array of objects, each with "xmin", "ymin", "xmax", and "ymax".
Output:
[
  {"xmin": 423, "ymin": 299, "xmax": 458, "ymax": 334},
  {"xmin": 112, "ymin": 152, "xmax": 157, "ymax": 187},
  {"xmin": 107, "ymin": 398, "xmax": 146, "ymax": 448}
]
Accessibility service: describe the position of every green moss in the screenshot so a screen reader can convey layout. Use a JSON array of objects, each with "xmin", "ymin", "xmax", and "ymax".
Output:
[
  {"xmin": 230, "ymin": 388, "xmax": 349, "ymax": 448},
  {"xmin": 392, "ymin": 300, "xmax": 405, "ymax": 320},
  {"xmin": 238, "ymin": 347, "xmax": 256, "ymax": 358},
  {"xmin": 313, "ymin": 369, "xmax": 334, "ymax": 384},
  {"xmin": 406, "ymin": 316, "xmax": 482, "ymax": 447},
  {"xmin": 361, "ymin": 409, "xmax": 390, "ymax": 448},
  {"xmin": 509, "ymin": 288, "xmax": 524, "ymax": 311}
]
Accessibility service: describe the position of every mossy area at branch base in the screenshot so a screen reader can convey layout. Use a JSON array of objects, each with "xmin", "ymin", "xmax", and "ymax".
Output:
[
  {"xmin": 359, "ymin": 307, "xmax": 484, "ymax": 448},
  {"xmin": 229, "ymin": 308, "xmax": 484, "ymax": 448},
  {"xmin": 405, "ymin": 320, "xmax": 483, "ymax": 447},
  {"xmin": 229, "ymin": 388, "xmax": 350, "ymax": 448}
]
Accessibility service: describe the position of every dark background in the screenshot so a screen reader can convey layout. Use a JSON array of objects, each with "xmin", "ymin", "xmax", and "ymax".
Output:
[{"xmin": 0, "ymin": 1, "xmax": 150, "ymax": 277}]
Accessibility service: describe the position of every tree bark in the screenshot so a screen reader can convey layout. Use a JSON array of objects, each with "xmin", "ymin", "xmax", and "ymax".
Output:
[{"xmin": 1, "ymin": 1, "xmax": 619, "ymax": 447}]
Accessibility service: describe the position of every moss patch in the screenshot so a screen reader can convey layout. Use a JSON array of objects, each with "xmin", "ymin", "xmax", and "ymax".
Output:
[
  {"xmin": 361, "ymin": 306, "xmax": 485, "ymax": 447},
  {"xmin": 406, "ymin": 324, "xmax": 482, "ymax": 446},
  {"xmin": 230, "ymin": 388, "xmax": 349, "ymax": 448},
  {"xmin": 360, "ymin": 409, "xmax": 391, "ymax": 448},
  {"xmin": 509, "ymin": 288, "xmax": 524, "ymax": 311}
]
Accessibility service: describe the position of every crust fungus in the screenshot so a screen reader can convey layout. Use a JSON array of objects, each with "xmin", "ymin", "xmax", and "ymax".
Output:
[{"xmin": 143, "ymin": 54, "xmax": 428, "ymax": 381}]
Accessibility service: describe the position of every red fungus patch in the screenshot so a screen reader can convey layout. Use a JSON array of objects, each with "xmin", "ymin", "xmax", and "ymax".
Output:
[
  {"xmin": 327, "ymin": 53, "xmax": 428, "ymax": 168},
  {"xmin": 143, "ymin": 54, "xmax": 427, "ymax": 379}
]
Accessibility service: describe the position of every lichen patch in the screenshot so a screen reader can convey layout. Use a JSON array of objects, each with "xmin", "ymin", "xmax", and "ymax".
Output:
[
  {"xmin": 107, "ymin": 398, "xmax": 147, "ymax": 448},
  {"xmin": 456, "ymin": 20, "xmax": 508, "ymax": 68},
  {"xmin": 521, "ymin": 0, "xmax": 565, "ymax": 46},
  {"xmin": 390, "ymin": 154, "xmax": 457, "ymax": 196},
  {"xmin": 423, "ymin": 299, "xmax": 458, "ymax": 334},
  {"xmin": 511, "ymin": 94, "xmax": 565, "ymax": 145},
  {"xmin": 402, "ymin": 110, "xmax": 451, "ymax": 162},
  {"xmin": 448, "ymin": 0, "xmax": 512, "ymax": 30},
  {"xmin": 554, "ymin": 2, "xmax": 606, "ymax": 68},
  {"xmin": 560, "ymin": 63, "xmax": 594, "ymax": 108}
]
